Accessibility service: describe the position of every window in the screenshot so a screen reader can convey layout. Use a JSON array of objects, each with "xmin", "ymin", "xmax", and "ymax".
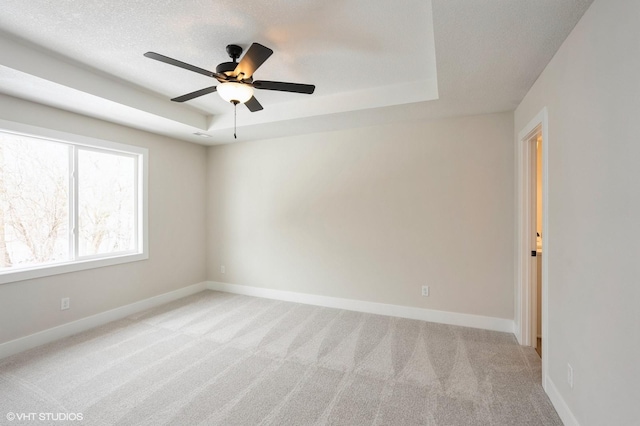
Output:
[{"xmin": 0, "ymin": 120, "xmax": 148, "ymax": 284}]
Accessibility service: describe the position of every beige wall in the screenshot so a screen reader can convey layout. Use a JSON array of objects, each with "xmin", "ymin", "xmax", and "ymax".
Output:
[
  {"xmin": 515, "ymin": 0, "xmax": 640, "ymax": 423},
  {"xmin": 208, "ymin": 112, "xmax": 515, "ymax": 319},
  {"xmin": 0, "ymin": 95, "xmax": 208, "ymax": 344}
]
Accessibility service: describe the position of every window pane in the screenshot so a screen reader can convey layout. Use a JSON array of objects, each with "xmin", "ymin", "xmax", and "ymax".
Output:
[
  {"xmin": 78, "ymin": 149, "xmax": 136, "ymax": 257},
  {"xmin": 0, "ymin": 133, "xmax": 70, "ymax": 270}
]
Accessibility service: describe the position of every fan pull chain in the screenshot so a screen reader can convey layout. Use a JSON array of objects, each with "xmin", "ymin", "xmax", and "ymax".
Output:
[{"xmin": 233, "ymin": 101, "xmax": 237, "ymax": 139}]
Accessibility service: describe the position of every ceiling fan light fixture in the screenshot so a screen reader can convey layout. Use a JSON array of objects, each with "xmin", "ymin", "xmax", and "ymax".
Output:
[{"xmin": 217, "ymin": 82, "xmax": 254, "ymax": 104}]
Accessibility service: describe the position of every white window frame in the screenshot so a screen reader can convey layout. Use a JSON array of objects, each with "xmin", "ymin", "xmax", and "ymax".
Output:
[{"xmin": 0, "ymin": 119, "xmax": 148, "ymax": 285}]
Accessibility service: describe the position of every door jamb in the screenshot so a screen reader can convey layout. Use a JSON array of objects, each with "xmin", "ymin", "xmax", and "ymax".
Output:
[{"xmin": 516, "ymin": 107, "xmax": 549, "ymax": 389}]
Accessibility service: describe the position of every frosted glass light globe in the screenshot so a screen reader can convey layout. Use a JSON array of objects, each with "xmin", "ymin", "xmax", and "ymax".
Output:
[{"xmin": 217, "ymin": 82, "xmax": 254, "ymax": 104}]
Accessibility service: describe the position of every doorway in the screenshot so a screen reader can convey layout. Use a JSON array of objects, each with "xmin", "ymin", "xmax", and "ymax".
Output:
[
  {"xmin": 531, "ymin": 131, "xmax": 543, "ymax": 357},
  {"xmin": 517, "ymin": 108, "xmax": 549, "ymax": 388}
]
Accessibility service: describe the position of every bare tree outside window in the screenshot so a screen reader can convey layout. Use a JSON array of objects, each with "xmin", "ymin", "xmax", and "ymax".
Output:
[
  {"xmin": 0, "ymin": 130, "xmax": 140, "ymax": 275},
  {"xmin": 78, "ymin": 150, "xmax": 135, "ymax": 256},
  {"xmin": 0, "ymin": 134, "xmax": 69, "ymax": 269}
]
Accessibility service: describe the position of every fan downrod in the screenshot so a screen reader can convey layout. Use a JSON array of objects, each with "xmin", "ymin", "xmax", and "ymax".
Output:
[{"xmin": 216, "ymin": 44, "xmax": 244, "ymax": 76}]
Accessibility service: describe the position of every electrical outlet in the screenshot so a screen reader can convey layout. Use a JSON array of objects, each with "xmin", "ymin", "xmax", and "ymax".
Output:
[
  {"xmin": 421, "ymin": 286, "xmax": 429, "ymax": 297},
  {"xmin": 221, "ymin": 265, "xmax": 226, "ymax": 274},
  {"xmin": 567, "ymin": 363, "xmax": 573, "ymax": 388},
  {"xmin": 61, "ymin": 297, "xmax": 70, "ymax": 311}
]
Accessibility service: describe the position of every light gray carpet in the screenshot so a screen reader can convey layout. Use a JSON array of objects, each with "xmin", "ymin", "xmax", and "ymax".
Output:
[{"xmin": 0, "ymin": 291, "xmax": 562, "ymax": 425}]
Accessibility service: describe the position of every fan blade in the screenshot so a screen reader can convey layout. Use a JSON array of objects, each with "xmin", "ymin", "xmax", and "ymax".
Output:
[
  {"xmin": 144, "ymin": 52, "xmax": 220, "ymax": 79},
  {"xmin": 171, "ymin": 86, "xmax": 217, "ymax": 102},
  {"xmin": 253, "ymin": 80, "xmax": 315, "ymax": 94},
  {"xmin": 244, "ymin": 96, "xmax": 264, "ymax": 112},
  {"xmin": 233, "ymin": 43, "xmax": 273, "ymax": 80}
]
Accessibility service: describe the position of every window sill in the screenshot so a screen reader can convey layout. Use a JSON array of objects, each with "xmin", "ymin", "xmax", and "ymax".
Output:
[{"xmin": 0, "ymin": 253, "xmax": 149, "ymax": 285}]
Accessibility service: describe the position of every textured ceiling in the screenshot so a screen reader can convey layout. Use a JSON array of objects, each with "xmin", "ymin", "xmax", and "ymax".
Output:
[{"xmin": 0, "ymin": 0, "xmax": 594, "ymax": 144}]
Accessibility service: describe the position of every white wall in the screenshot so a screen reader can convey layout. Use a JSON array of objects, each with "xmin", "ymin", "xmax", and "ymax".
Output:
[
  {"xmin": 207, "ymin": 112, "xmax": 515, "ymax": 320},
  {"xmin": 515, "ymin": 0, "xmax": 640, "ymax": 423},
  {"xmin": 0, "ymin": 94, "xmax": 208, "ymax": 344}
]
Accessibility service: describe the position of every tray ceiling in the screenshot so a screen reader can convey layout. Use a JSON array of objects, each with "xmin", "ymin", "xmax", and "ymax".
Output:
[{"xmin": 0, "ymin": 0, "xmax": 593, "ymax": 144}]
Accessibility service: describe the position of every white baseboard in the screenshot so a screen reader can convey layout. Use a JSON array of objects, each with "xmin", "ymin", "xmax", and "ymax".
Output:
[
  {"xmin": 0, "ymin": 281, "xmax": 207, "ymax": 360},
  {"xmin": 545, "ymin": 376, "xmax": 580, "ymax": 426},
  {"xmin": 514, "ymin": 325, "xmax": 523, "ymax": 345},
  {"xmin": 206, "ymin": 281, "xmax": 514, "ymax": 334}
]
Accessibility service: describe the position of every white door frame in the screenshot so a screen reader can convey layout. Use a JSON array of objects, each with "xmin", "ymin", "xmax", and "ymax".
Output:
[{"xmin": 516, "ymin": 107, "xmax": 549, "ymax": 389}]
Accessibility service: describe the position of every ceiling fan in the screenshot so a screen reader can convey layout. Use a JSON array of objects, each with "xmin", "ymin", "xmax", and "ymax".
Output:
[{"xmin": 144, "ymin": 43, "xmax": 315, "ymax": 113}]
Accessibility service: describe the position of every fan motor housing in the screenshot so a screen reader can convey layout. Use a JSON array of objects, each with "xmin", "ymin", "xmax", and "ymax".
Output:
[
  {"xmin": 216, "ymin": 62, "xmax": 237, "ymax": 75},
  {"xmin": 216, "ymin": 61, "xmax": 253, "ymax": 82}
]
